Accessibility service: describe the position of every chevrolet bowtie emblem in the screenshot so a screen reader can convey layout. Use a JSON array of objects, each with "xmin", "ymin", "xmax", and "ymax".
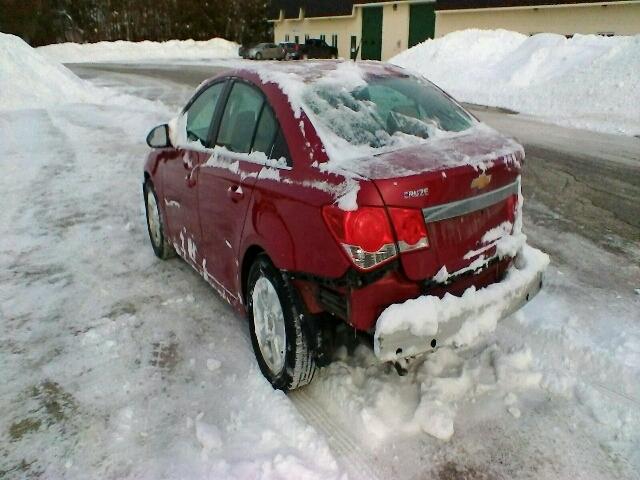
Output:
[{"xmin": 471, "ymin": 173, "xmax": 492, "ymax": 190}]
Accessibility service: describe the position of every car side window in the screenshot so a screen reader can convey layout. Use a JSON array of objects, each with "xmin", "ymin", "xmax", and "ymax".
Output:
[
  {"xmin": 185, "ymin": 82, "xmax": 225, "ymax": 145},
  {"xmin": 216, "ymin": 82, "xmax": 264, "ymax": 154},
  {"xmin": 252, "ymin": 104, "xmax": 278, "ymax": 156},
  {"xmin": 269, "ymin": 128, "xmax": 292, "ymax": 167}
]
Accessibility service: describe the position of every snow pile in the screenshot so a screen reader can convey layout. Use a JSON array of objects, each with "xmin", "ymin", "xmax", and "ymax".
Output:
[
  {"xmin": 307, "ymin": 341, "xmax": 542, "ymax": 442},
  {"xmin": 0, "ymin": 33, "xmax": 167, "ymax": 112},
  {"xmin": 391, "ymin": 30, "xmax": 640, "ymax": 136},
  {"xmin": 38, "ymin": 37, "xmax": 239, "ymax": 63},
  {"xmin": 0, "ymin": 33, "xmax": 104, "ymax": 110}
]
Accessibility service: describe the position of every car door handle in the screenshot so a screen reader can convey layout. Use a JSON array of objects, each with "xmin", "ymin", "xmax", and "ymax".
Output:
[
  {"xmin": 185, "ymin": 164, "xmax": 200, "ymax": 188},
  {"xmin": 227, "ymin": 185, "xmax": 244, "ymax": 201},
  {"xmin": 183, "ymin": 153, "xmax": 193, "ymax": 170}
]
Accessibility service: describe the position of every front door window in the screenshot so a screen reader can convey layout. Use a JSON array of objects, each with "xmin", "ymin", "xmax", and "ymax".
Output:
[{"xmin": 185, "ymin": 82, "xmax": 225, "ymax": 145}]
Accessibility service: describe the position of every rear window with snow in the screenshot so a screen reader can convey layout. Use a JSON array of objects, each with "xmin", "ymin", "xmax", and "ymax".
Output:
[{"xmin": 302, "ymin": 74, "xmax": 474, "ymax": 150}]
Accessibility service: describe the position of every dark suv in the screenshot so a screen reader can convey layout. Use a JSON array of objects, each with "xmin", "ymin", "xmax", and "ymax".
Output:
[{"xmin": 300, "ymin": 38, "xmax": 338, "ymax": 59}]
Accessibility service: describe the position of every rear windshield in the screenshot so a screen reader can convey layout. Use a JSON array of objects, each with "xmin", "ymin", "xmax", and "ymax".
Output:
[{"xmin": 302, "ymin": 74, "xmax": 475, "ymax": 150}]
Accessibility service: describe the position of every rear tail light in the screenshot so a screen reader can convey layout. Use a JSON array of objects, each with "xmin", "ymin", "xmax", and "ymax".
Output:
[
  {"xmin": 388, "ymin": 208, "xmax": 429, "ymax": 252},
  {"xmin": 322, "ymin": 205, "xmax": 430, "ymax": 270},
  {"xmin": 322, "ymin": 206, "xmax": 397, "ymax": 270}
]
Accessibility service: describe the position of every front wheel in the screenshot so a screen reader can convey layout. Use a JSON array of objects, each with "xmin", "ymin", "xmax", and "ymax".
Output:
[
  {"xmin": 255, "ymin": 52, "xmax": 262, "ymax": 60},
  {"xmin": 143, "ymin": 180, "xmax": 175, "ymax": 260},
  {"xmin": 247, "ymin": 255, "xmax": 316, "ymax": 391}
]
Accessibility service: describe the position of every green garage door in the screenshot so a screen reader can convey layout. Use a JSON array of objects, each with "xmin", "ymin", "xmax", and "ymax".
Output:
[
  {"xmin": 409, "ymin": 3, "xmax": 435, "ymax": 48},
  {"xmin": 361, "ymin": 7, "xmax": 383, "ymax": 60}
]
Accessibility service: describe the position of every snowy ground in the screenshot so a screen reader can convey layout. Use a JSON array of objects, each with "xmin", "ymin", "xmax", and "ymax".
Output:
[{"xmin": 1, "ymin": 35, "xmax": 640, "ymax": 479}]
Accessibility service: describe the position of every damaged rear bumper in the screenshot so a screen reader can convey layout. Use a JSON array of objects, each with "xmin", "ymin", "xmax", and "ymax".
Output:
[{"xmin": 373, "ymin": 245, "xmax": 549, "ymax": 362}]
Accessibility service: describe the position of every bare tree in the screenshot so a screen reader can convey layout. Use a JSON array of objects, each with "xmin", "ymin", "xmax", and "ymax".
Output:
[{"xmin": 0, "ymin": 0, "xmax": 272, "ymax": 46}]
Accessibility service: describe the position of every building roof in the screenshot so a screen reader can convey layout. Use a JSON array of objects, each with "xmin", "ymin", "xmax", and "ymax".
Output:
[
  {"xmin": 436, "ymin": 0, "xmax": 628, "ymax": 10},
  {"xmin": 268, "ymin": 1, "xmax": 391, "ymax": 20},
  {"xmin": 268, "ymin": 0, "xmax": 630, "ymax": 20}
]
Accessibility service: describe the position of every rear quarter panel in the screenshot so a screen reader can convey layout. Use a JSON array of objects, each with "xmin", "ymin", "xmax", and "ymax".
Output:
[{"xmin": 236, "ymin": 74, "xmax": 384, "ymax": 280}]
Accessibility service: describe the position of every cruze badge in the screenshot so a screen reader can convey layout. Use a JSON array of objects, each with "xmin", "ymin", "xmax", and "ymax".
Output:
[
  {"xmin": 471, "ymin": 173, "xmax": 492, "ymax": 190},
  {"xmin": 404, "ymin": 187, "xmax": 429, "ymax": 199}
]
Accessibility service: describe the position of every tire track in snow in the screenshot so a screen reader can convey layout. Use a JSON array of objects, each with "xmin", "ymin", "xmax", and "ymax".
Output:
[{"xmin": 290, "ymin": 389, "xmax": 383, "ymax": 480}]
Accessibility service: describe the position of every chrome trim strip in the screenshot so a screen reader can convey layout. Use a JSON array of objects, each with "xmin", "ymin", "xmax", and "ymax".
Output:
[{"xmin": 422, "ymin": 178, "xmax": 519, "ymax": 223}]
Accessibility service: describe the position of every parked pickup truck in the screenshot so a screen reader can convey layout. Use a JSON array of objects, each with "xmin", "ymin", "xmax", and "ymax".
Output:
[{"xmin": 300, "ymin": 38, "xmax": 338, "ymax": 59}]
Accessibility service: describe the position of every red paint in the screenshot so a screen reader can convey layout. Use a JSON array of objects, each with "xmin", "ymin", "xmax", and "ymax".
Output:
[{"xmin": 144, "ymin": 62, "xmax": 523, "ymax": 332}]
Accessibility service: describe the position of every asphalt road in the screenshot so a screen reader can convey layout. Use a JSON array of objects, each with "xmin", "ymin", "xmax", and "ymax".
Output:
[{"xmin": 71, "ymin": 62, "xmax": 640, "ymax": 269}]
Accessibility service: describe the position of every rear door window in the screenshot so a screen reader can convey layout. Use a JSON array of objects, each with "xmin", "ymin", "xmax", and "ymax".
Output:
[
  {"xmin": 214, "ymin": 81, "xmax": 291, "ymax": 166},
  {"xmin": 185, "ymin": 82, "xmax": 225, "ymax": 145},
  {"xmin": 252, "ymin": 104, "xmax": 278, "ymax": 156},
  {"xmin": 216, "ymin": 82, "xmax": 264, "ymax": 153},
  {"xmin": 270, "ymin": 129, "xmax": 291, "ymax": 166}
]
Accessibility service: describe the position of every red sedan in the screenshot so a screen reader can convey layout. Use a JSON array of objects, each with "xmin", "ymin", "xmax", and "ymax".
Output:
[{"xmin": 143, "ymin": 61, "xmax": 546, "ymax": 390}]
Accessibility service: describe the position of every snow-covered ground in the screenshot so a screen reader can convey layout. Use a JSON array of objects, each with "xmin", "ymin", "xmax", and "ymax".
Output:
[
  {"xmin": 1, "ymin": 33, "xmax": 640, "ymax": 479},
  {"xmin": 390, "ymin": 30, "xmax": 640, "ymax": 136},
  {"xmin": 37, "ymin": 37, "xmax": 239, "ymax": 64}
]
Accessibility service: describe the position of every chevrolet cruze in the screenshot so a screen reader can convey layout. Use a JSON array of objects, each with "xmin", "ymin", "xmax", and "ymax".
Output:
[{"xmin": 143, "ymin": 61, "xmax": 545, "ymax": 391}]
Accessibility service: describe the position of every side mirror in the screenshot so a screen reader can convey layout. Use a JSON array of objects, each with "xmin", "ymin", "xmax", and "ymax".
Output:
[{"xmin": 146, "ymin": 124, "xmax": 172, "ymax": 148}]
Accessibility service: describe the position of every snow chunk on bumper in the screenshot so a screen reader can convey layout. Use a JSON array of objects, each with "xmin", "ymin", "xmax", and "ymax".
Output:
[{"xmin": 374, "ymin": 244, "xmax": 549, "ymax": 361}]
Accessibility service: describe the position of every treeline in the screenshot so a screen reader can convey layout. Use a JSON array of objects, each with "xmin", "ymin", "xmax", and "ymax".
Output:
[{"xmin": 0, "ymin": 0, "xmax": 271, "ymax": 46}]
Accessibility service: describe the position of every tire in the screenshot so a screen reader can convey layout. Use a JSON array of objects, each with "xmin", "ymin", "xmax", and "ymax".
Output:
[
  {"xmin": 247, "ymin": 255, "xmax": 317, "ymax": 391},
  {"xmin": 143, "ymin": 180, "xmax": 175, "ymax": 260},
  {"xmin": 255, "ymin": 52, "xmax": 262, "ymax": 60}
]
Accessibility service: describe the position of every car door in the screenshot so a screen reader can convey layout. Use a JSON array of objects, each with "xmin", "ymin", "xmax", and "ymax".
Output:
[
  {"xmin": 264, "ymin": 43, "xmax": 273, "ymax": 59},
  {"xmin": 161, "ymin": 81, "xmax": 226, "ymax": 265},
  {"xmin": 197, "ymin": 80, "xmax": 273, "ymax": 300},
  {"xmin": 269, "ymin": 43, "xmax": 280, "ymax": 59}
]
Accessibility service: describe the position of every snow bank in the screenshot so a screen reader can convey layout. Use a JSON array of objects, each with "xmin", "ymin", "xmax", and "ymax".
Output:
[
  {"xmin": 391, "ymin": 30, "xmax": 640, "ymax": 136},
  {"xmin": 37, "ymin": 37, "xmax": 239, "ymax": 63},
  {"xmin": 0, "ymin": 33, "xmax": 103, "ymax": 110},
  {"xmin": 0, "ymin": 33, "xmax": 167, "ymax": 112}
]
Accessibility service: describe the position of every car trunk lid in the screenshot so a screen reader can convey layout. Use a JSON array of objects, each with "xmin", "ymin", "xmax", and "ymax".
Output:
[{"xmin": 344, "ymin": 126, "xmax": 524, "ymax": 281}]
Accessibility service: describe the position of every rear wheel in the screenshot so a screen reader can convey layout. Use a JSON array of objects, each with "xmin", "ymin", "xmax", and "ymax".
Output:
[
  {"xmin": 247, "ymin": 255, "xmax": 316, "ymax": 391},
  {"xmin": 143, "ymin": 180, "xmax": 175, "ymax": 260}
]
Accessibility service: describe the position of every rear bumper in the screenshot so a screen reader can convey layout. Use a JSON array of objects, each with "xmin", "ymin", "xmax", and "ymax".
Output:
[{"xmin": 373, "ymin": 245, "xmax": 549, "ymax": 362}]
